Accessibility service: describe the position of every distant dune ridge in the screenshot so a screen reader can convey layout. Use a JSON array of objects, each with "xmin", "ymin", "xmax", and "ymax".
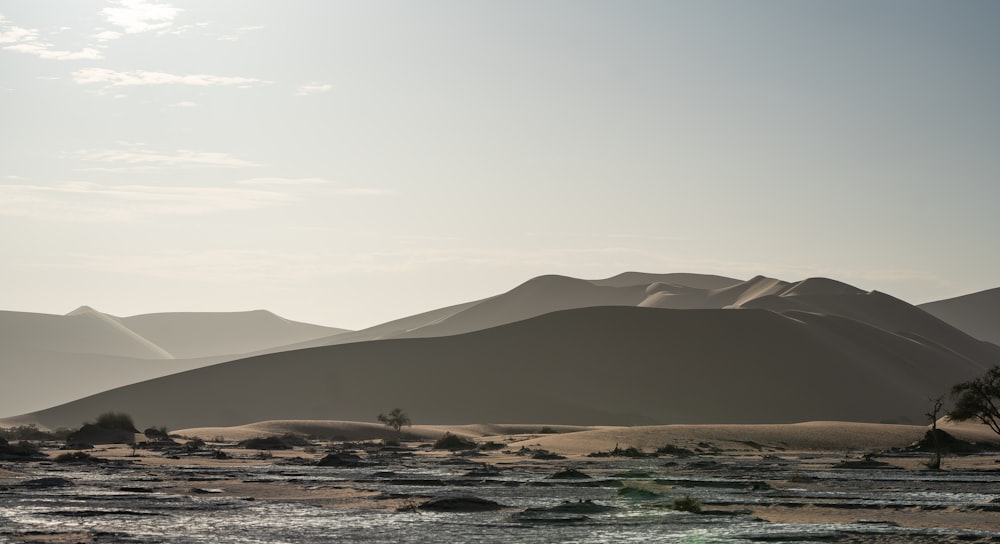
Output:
[
  {"xmin": 12, "ymin": 271, "xmax": 999, "ymax": 430},
  {"xmin": 919, "ymin": 287, "xmax": 1000, "ymax": 346},
  {"xmin": 0, "ymin": 307, "xmax": 348, "ymax": 417},
  {"xmin": 4, "ymin": 272, "xmax": 998, "ymax": 430}
]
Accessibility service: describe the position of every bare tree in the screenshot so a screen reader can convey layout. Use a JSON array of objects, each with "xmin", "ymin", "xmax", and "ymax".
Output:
[
  {"xmin": 950, "ymin": 366, "xmax": 1000, "ymax": 437},
  {"xmin": 926, "ymin": 395, "xmax": 944, "ymax": 469},
  {"xmin": 377, "ymin": 408, "xmax": 412, "ymax": 434}
]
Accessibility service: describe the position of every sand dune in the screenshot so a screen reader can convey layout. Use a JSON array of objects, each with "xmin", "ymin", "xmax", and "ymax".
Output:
[
  {"xmin": 638, "ymin": 275, "xmax": 996, "ymax": 364},
  {"xmin": 590, "ymin": 271, "xmax": 741, "ymax": 289},
  {"xmin": 919, "ymin": 286, "xmax": 1000, "ymax": 346},
  {"xmin": 120, "ymin": 309, "xmax": 348, "ymax": 358},
  {"xmin": 0, "ymin": 307, "xmax": 348, "ymax": 418},
  {"xmin": 0, "ymin": 307, "xmax": 173, "ymax": 360},
  {"xmin": 19, "ymin": 305, "xmax": 997, "ymax": 430},
  {"xmin": 396, "ymin": 275, "xmax": 649, "ymax": 338},
  {"xmin": 281, "ymin": 273, "xmax": 743, "ymax": 348}
]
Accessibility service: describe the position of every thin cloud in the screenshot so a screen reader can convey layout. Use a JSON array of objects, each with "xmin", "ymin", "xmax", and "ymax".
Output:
[
  {"xmin": 0, "ymin": 22, "xmax": 38, "ymax": 43},
  {"xmin": 62, "ymin": 249, "xmax": 323, "ymax": 283},
  {"xmin": 295, "ymin": 82, "xmax": 332, "ymax": 96},
  {"xmin": 92, "ymin": 30, "xmax": 123, "ymax": 42},
  {"xmin": 236, "ymin": 177, "xmax": 394, "ymax": 196},
  {"xmin": 73, "ymin": 67, "xmax": 268, "ymax": 88},
  {"xmin": 333, "ymin": 187, "xmax": 395, "ymax": 196},
  {"xmin": 237, "ymin": 177, "xmax": 330, "ymax": 186},
  {"xmin": 1, "ymin": 17, "xmax": 102, "ymax": 60},
  {"xmin": 218, "ymin": 25, "xmax": 264, "ymax": 42},
  {"xmin": 4, "ymin": 42, "xmax": 102, "ymax": 60},
  {"xmin": 169, "ymin": 100, "xmax": 198, "ymax": 108},
  {"xmin": 102, "ymin": 0, "xmax": 181, "ymax": 34},
  {"xmin": 0, "ymin": 181, "xmax": 292, "ymax": 222},
  {"xmin": 70, "ymin": 147, "xmax": 260, "ymax": 170}
]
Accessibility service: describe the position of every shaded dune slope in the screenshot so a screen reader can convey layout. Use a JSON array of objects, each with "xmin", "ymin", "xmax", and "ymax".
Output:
[
  {"xmin": 23, "ymin": 306, "xmax": 996, "ymax": 430},
  {"xmin": 919, "ymin": 287, "xmax": 1000, "ymax": 346}
]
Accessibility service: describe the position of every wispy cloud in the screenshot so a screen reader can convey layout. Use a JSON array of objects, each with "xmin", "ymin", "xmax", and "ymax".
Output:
[
  {"xmin": 0, "ymin": 181, "xmax": 292, "ymax": 222},
  {"xmin": 70, "ymin": 146, "xmax": 260, "ymax": 171},
  {"xmin": 236, "ymin": 176, "xmax": 395, "ymax": 196},
  {"xmin": 0, "ymin": 20, "xmax": 38, "ymax": 43},
  {"xmin": 73, "ymin": 67, "xmax": 268, "ymax": 88},
  {"xmin": 1, "ymin": 16, "xmax": 102, "ymax": 60},
  {"xmin": 102, "ymin": 0, "xmax": 181, "ymax": 34},
  {"xmin": 295, "ymin": 82, "xmax": 332, "ymax": 96},
  {"xmin": 4, "ymin": 42, "xmax": 102, "ymax": 60},
  {"xmin": 62, "ymin": 249, "xmax": 323, "ymax": 283},
  {"xmin": 218, "ymin": 25, "xmax": 264, "ymax": 42},
  {"xmin": 237, "ymin": 177, "xmax": 329, "ymax": 186},
  {"xmin": 92, "ymin": 30, "xmax": 123, "ymax": 42},
  {"xmin": 169, "ymin": 100, "xmax": 198, "ymax": 108}
]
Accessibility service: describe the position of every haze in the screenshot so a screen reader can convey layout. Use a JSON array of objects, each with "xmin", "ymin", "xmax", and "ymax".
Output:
[{"xmin": 2, "ymin": 1, "xmax": 998, "ymax": 330}]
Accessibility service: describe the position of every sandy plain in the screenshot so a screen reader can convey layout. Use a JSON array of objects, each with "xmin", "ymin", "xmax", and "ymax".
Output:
[{"xmin": 2, "ymin": 420, "xmax": 999, "ymax": 543}]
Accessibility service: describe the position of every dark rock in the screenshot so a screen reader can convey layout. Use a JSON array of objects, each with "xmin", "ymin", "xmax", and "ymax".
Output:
[
  {"xmin": 418, "ymin": 496, "xmax": 504, "ymax": 512},
  {"xmin": 317, "ymin": 452, "xmax": 363, "ymax": 467},
  {"xmin": 22, "ymin": 477, "xmax": 74, "ymax": 489},
  {"xmin": 526, "ymin": 499, "xmax": 617, "ymax": 514},
  {"xmin": 548, "ymin": 468, "xmax": 591, "ymax": 479}
]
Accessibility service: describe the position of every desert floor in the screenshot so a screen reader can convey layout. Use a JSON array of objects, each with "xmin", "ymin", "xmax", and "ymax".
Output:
[{"xmin": 2, "ymin": 421, "xmax": 999, "ymax": 543}]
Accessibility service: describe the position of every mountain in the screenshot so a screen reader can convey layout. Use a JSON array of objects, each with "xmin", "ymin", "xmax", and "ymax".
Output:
[
  {"xmin": 0, "ymin": 307, "xmax": 348, "ymax": 418},
  {"xmin": 919, "ymin": 287, "xmax": 1000, "ymax": 346},
  {"xmin": 20, "ymin": 302, "xmax": 997, "ymax": 430}
]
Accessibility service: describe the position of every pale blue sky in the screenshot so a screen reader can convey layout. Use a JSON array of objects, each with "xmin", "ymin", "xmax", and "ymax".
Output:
[{"xmin": 2, "ymin": 1, "xmax": 998, "ymax": 329}]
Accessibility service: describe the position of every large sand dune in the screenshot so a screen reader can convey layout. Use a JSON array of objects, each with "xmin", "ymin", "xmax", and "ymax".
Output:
[
  {"xmin": 20, "ymin": 305, "xmax": 997, "ymax": 430},
  {"xmin": 920, "ymin": 287, "xmax": 1000, "ymax": 346}
]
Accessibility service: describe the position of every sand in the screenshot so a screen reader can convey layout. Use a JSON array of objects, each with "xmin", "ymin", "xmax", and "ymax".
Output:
[{"xmin": 173, "ymin": 419, "xmax": 1000, "ymax": 454}]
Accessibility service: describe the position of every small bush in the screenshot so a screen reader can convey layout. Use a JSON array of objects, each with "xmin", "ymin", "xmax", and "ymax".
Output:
[
  {"xmin": 0, "ymin": 440, "xmax": 45, "ymax": 460},
  {"xmin": 144, "ymin": 426, "xmax": 170, "ymax": 441},
  {"xmin": 55, "ymin": 451, "xmax": 98, "ymax": 463},
  {"xmin": 532, "ymin": 450, "xmax": 566, "ymax": 460},
  {"xmin": 588, "ymin": 444, "xmax": 652, "ymax": 458},
  {"xmin": 657, "ymin": 444, "xmax": 696, "ymax": 457},
  {"xmin": 94, "ymin": 412, "xmax": 138, "ymax": 432},
  {"xmin": 432, "ymin": 432, "xmax": 477, "ymax": 450},
  {"xmin": 238, "ymin": 433, "xmax": 309, "ymax": 450},
  {"xmin": 671, "ymin": 494, "xmax": 702, "ymax": 513},
  {"xmin": 0, "ymin": 424, "xmax": 73, "ymax": 441}
]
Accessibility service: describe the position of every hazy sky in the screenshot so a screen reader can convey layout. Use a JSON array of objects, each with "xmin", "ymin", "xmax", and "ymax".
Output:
[{"xmin": 2, "ymin": 1, "xmax": 998, "ymax": 329}]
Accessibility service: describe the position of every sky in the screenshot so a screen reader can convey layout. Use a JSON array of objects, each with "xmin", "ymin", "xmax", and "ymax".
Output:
[{"xmin": 2, "ymin": 1, "xmax": 999, "ymax": 330}]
